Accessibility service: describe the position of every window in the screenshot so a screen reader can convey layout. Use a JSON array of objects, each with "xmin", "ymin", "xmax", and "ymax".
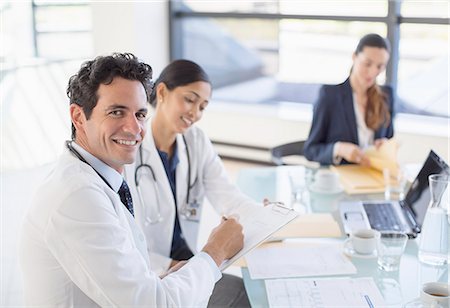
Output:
[
  {"xmin": 1, "ymin": 1, "xmax": 92, "ymax": 170},
  {"xmin": 32, "ymin": 0, "xmax": 93, "ymax": 59},
  {"xmin": 397, "ymin": 24, "xmax": 448, "ymax": 117},
  {"xmin": 170, "ymin": 0, "xmax": 449, "ymax": 118}
]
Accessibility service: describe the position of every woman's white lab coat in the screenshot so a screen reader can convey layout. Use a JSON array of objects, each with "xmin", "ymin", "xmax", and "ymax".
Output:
[
  {"xmin": 125, "ymin": 123, "xmax": 260, "ymax": 274},
  {"xmin": 19, "ymin": 147, "xmax": 220, "ymax": 307}
]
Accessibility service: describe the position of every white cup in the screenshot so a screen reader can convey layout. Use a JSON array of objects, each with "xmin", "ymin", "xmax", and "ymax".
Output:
[
  {"xmin": 348, "ymin": 229, "xmax": 380, "ymax": 255},
  {"xmin": 313, "ymin": 169, "xmax": 340, "ymax": 191},
  {"xmin": 421, "ymin": 282, "xmax": 450, "ymax": 307}
]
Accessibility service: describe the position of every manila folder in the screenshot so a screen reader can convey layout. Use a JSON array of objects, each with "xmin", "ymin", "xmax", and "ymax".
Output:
[{"xmin": 331, "ymin": 165, "xmax": 385, "ymax": 195}]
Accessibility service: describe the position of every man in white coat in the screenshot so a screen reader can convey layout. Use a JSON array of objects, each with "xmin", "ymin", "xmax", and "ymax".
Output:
[{"xmin": 19, "ymin": 53, "xmax": 244, "ymax": 307}]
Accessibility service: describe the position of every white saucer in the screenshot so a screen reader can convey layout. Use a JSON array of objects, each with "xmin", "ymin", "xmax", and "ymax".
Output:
[
  {"xmin": 309, "ymin": 183, "xmax": 344, "ymax": 195},
  {"xmin": 402, "ymin": 298, "xmax": 427, "ymax": 308},
  {"xmin": 343, "ymin": 239, "xmax": 377, "ymax": 259}
]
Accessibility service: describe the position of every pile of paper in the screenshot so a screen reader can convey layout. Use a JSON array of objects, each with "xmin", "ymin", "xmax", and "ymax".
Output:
[
  {"xmin": 332, "ymin": 139, "xmax": 399, "ymax": 194},
  {"xmin": 270, "ymin": 213, "xmax": 342, "ymax": 240},
  {"xmin": 365, "ymin": 138, "xmax": 399, "ymax": 177},
  {"xmin": 245, "ymin": 244, "xmax": 357, "ymax": 279},
  {"xmin": 265, "ymin": 277, "xmax": 386, "ymax": 307}
]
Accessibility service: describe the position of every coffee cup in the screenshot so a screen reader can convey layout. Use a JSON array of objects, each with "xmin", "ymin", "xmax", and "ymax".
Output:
[
  {"xmin": 313, "ymin": 169, "xmax": 340, "ymax": 192},
  {"xmin": 348, "ymin": 229, "xmax": 380, "ymax": 255},
  {"xmin": 421, "ymin": 282, "xmax": 449, "ymax": 307}
]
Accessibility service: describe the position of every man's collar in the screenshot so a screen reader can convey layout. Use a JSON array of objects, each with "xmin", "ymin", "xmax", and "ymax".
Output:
[{"xmin": 71, "ymin": 142, "xmax": 123, "ymax": 192}]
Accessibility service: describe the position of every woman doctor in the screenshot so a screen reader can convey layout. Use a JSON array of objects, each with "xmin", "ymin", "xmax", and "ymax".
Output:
[{"xmin": 125, "ymin": 59, "xmax": 258, "ymax": 307}]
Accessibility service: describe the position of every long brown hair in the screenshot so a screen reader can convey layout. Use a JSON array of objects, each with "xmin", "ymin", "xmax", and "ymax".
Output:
[
  {"xmin": 366, "ymin": 84, "xmax": 390, "ymax": 130},
  {"xmin": 355, "ymin": 34, "xmax": 391, "ymax": 130}
]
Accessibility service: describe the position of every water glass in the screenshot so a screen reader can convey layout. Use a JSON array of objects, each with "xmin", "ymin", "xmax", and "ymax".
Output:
[
  {"xmin": 304, "ymin": 167, "xmax": 316, "ymax": 189},
  {"xmin": 383, "ymin": 167, "xmax": 407, "ymax": 201},
  {"xmin": 377, "ymin": 231, "xmax": 408, "ymax": 271},
  {"xmin": 288, "ymin": 171, "xmax": 304, "ymax": 202}
]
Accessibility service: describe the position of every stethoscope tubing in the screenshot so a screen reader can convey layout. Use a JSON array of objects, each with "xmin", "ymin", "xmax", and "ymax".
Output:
[
  {"xmin": 135, "ymin": 135, "xmax": 198, "ymax": 224},
  {"xmin": 66, "ymin": 140, "xmax": 113, "ymax": 191}
]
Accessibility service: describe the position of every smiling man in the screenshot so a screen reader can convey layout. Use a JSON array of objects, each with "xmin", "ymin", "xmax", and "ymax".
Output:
[{"xmin": 19, "ymin": 53, "xmax": 244, "ymax": 307}]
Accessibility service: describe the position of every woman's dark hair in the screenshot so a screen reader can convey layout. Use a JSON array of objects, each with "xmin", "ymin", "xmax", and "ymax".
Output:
[
  {"xmin": 67, "ymin": 52, "xmax": 153, "ymax": 139},
  {"xmin": 150, "ymin": 59, "xmax": 210, "ymax": 107},
  {"xmin": 355, "ymin": 33, "xmax": 391, "ymax": 55},
  {"xmin": 354, "ymin": 34, "xmax": 391, "ymax": 130}
]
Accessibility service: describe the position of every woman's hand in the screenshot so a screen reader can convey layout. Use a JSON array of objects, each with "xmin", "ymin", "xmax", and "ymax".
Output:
[
  {"xmin": 336, "ymin": 142, "xmax": 370, "ymax": 166},
  {"xmin": 374, "ymin": 138, "xmax": 388, "ymax": 149}
]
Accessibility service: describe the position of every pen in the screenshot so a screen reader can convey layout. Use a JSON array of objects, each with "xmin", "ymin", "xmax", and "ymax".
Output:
[
  {"xmin": 221, "ymin": 213, "xmax": 240, "ymax": 221},
  {"xmin": 364, "ymin": 295, "xmax": 374, "ymax": 308}
]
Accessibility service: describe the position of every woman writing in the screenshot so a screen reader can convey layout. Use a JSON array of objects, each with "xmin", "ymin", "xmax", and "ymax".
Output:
[
  {"xmin": 304, "ymin": 33, "xmax": 394, "ymax": 165},
  {"xmin": 125, "ymin": 59, "xmax": 256, "ymax": 307}
]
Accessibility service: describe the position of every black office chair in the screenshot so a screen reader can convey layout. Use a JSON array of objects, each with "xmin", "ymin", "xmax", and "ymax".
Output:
[{"xmin": 270, "ymin": 141, "xmax": 306, "ymax": 166}]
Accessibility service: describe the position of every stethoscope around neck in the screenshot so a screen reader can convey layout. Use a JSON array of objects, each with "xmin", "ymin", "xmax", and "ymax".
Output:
[
  {"xmin": 66, "ymin": 140, "xmax": 113, "ymax": 191},
  {"xmin": 134, "ymin": 135, "xmax": 198, "ymax": 225}
]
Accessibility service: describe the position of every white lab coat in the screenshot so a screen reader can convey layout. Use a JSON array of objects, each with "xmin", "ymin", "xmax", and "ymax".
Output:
[
  {"xmin": 125, "ymin": 124, "xmax": 260, "ymax": 274},
  {"xmin": 19, "ymin": 147, "xmax": 220, "ymax": 307}
]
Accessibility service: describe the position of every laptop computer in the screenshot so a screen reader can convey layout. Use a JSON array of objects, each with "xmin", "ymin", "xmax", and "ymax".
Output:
[{"xmin": 339, "ymin": 150, "xmax": 449, "ymax": 238}]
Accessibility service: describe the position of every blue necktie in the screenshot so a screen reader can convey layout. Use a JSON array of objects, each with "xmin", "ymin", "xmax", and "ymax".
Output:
[{"xmin": 118, "ymin": 180, "xmax": 134, "ymax": 217}]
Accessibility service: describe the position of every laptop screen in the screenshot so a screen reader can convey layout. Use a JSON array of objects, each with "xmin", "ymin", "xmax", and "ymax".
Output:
[{"xmin": 404, "ymin": 150, "xmax": 449, "ymax": 227}]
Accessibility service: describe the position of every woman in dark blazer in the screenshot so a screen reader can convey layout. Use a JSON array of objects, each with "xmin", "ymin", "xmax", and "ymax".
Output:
[{"xmin": 304, "ymin": 33, "xmax": 394, "ymax": 165}]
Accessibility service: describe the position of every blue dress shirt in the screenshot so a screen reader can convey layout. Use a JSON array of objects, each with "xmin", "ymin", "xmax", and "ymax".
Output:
[{"xmin": 157, "ymin": 144, "xmax": 193, "ymax": 260}]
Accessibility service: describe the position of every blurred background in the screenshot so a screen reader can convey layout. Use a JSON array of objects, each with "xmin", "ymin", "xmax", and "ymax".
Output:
[
  {"xmin": 1, "ymin": 0, "xmax": 449, "ymax": 171},
  {"xmin": 0, "ymin": 1, "xmax": 449, "ymax": 305}
]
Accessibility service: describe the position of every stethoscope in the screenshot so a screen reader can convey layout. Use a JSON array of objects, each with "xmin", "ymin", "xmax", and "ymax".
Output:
[
  {"xmin": 134, "ymin": 135, "xmax": 199, "ymax": 224},
  {"xmin": 66, "ymin": 140, "xmax": 114, "ymax": 191}
]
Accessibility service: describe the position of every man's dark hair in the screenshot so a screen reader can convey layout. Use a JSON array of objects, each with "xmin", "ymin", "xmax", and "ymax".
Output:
[
  {"xmin": 67, "ymin": 53, "xmax": 153, "ymax": 139},
  {"xmin": 150, "ymin": 59, "xmax": 210, "ymax": 107}
]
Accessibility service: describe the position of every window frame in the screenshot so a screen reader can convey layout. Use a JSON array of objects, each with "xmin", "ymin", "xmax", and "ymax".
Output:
[
  {"xmin": 169, "ymin": 0, "xmax": 449, "ymax": 104},
  {"xmin": 31, "ymin": 0, "xmax": 92, "ymax": 58}
]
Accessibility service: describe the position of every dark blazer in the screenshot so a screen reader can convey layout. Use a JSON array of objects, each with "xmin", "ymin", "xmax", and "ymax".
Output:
[{"xmin": 304, "ymin": 78, "xmax": 394, "ymax": 165}]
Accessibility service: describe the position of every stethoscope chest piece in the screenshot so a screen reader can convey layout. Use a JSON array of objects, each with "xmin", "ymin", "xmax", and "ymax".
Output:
[
  {"xmin": 180, "ymin": 199, "xmax": 201, "ymax": 221},
  {"xmin": 135, "ymin": 135, "xmax": 200, "ymax": 224}
]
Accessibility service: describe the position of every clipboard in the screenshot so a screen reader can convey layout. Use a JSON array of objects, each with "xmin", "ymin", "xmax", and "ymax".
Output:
[{"xmin": 219, "ymin": 203, "xmax": 299, "ymax": 271}]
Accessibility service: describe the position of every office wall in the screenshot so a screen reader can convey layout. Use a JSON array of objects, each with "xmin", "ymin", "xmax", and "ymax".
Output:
[{"xmin": 91, "ymin": 1, "xmax": 170, "ymax": 77}]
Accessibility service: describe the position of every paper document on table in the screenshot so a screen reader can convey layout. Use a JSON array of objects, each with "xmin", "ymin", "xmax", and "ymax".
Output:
[
  {"xmin": 270, "ymin": 213, "xmax": 342, "ymax": 240},
  {"xmin": 331, "ymin": 139, "xmax": 400, "ymax": 195},
  {"xmin": 246, "ymin": 244, "xmax": 356, "ymax": 279},
  {"xmin": 219, "ymin": 203, "xmax": 298, "ymax": 271},
  {"xmin": 331, "ymin": 165, "xmax": 385, "ymax": 194},
  {"xmin": 365, "ymin": 138, "xmax": 399, "ymax": 177},
  {"xmin": 265, "ymin": 277, "xmax": 386, "ymax": 307}
]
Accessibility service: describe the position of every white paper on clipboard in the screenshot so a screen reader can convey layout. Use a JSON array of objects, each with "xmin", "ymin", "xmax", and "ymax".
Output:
[{"xmin": 219, "ymin": 203, "xmax": 299, "ymax": 271}]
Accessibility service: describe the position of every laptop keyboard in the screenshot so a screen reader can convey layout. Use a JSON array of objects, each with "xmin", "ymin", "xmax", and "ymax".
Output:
[{"xmin": 363, "ymin": 202, "xmax": 402, "ymax": 231}]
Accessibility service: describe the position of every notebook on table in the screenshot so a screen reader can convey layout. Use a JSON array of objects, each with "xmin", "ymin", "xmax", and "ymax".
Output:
[{"xmin": 339, "ymin": 150, "xmax": 449, "ymax": 238}]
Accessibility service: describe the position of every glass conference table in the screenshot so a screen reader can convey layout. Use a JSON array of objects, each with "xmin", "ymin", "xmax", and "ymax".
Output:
[{"xmin": 236, "ymin": 165, "xmax": 448, "ymax": 307}]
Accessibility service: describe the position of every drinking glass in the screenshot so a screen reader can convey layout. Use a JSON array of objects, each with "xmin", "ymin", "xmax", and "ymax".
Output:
[
  {"xmin": 377, "ymin": 231, "xmax": 408, "ymax": 271},
  {"xmin": 383, "ymin": 167, "xmax": 407, "ymax": 201}
]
